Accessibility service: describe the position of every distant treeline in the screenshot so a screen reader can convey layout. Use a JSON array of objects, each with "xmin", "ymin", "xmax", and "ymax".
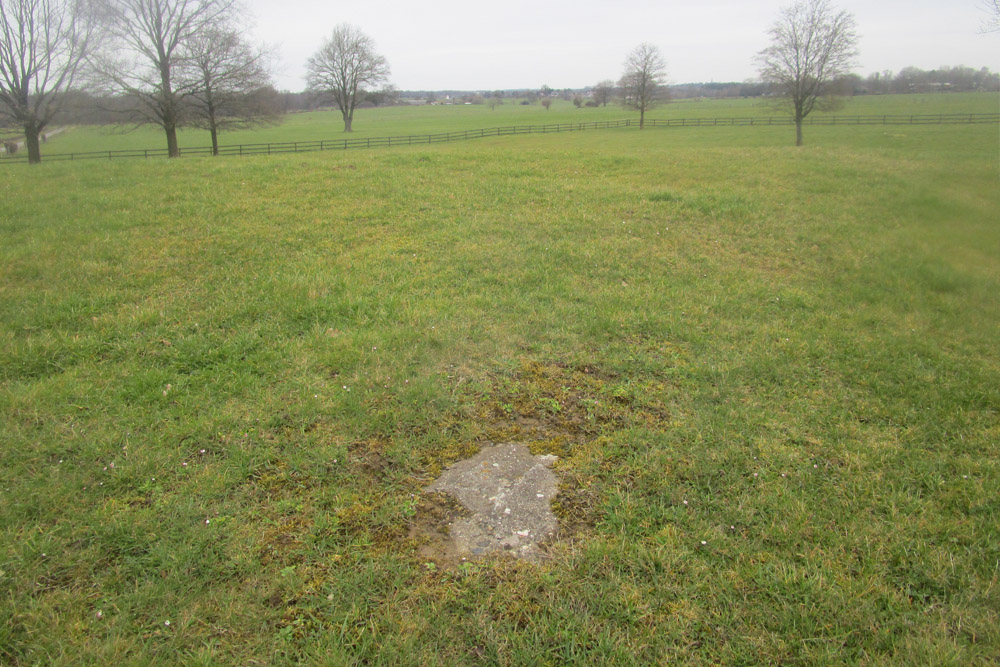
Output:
[
  {"xmin": 854, "ymin": 66, "xmax": 1000, "ymax": 94},
  {"xmin": 399, "ymin": 66, "xmax": 1000, "ymax": 105},
  {"xmin": 4, "ymin": 66, "xmax": 996, "ymax": 131},
  {"xmin": 403, "ymin": 65, "xmax": 1000, "ymax": 106},
  {"xmin": 673, "ymin": 66, "xmax": 1000, "ymax": 99}
]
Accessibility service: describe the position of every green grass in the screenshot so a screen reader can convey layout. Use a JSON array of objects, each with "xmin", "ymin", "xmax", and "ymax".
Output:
[
  {"xmin": 31, "ymin": 91, "xmax": 1000, "ymax": 156},
  {"xmin": 1, "ymin": 96, "xmax": 998, "ymax": 665}
]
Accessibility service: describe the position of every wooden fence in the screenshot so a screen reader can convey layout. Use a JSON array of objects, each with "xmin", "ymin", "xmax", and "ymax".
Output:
[{"xmin": 1, "ymin": 113, "xmax": 997, "ymax": 165}]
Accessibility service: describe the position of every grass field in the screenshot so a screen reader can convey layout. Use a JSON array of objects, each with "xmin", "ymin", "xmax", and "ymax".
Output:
[
  {"xmin": 1, "ymin": 96, "xmax": 999, "ymax": 665},
  {"xmin": 21, "ymin": 91, "xmax": 1000, "ymax": 156}
]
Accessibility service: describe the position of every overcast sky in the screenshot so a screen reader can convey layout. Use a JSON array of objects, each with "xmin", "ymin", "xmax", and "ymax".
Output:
[{"xmin": 244, "ymin": 0, "xmax": 999, "ymax": 91}]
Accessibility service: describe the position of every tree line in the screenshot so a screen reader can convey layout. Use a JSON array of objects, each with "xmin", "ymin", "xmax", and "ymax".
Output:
[
  {"xmin": 1, "ymin": 0, "xmax": 276, "ymax": 163},
  {"xmin": 3, "ymin": 0, "xmax": 999, "ymax": 163}
]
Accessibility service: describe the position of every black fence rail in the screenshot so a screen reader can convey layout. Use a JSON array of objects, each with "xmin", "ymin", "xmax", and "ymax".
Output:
[
  {"xmin": 212, "ymin": 119, "xmax": 632, "ymax": 157},
  {"xmin": 2, "ymin": 113, "xmax": 997, "ymax": 165},
  {"xmin": 644, "ymin": 113, "xmax": 1000, "ymax": 127}
]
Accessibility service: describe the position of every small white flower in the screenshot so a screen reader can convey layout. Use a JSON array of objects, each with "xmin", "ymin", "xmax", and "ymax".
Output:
[
  {"xmin": 164, "ymin": 620, "xmax": 170, "ymax": 626},
  {"xmin": 700, "ymin": 540, "xmax": 707, "ymax": 546}
]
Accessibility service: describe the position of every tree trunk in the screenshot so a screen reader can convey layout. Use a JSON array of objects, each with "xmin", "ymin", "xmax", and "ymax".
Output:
[
  {"xmin": 165, "ymin": 124, "xmax": 180, "ymax": 157},
  {"xmin": 343, "ymin": 111, "xmax": 353, "ymax": 133},
  {"xmin": 795, "ymin": 118, "xmax": 804, "ymax": 146},
  {"xmin": 206, "ymin": 96, "xmax": 220, "ymax": 156},
  {"xmin": 25, "ymin": 126, "xmax": 42, "ymax": 164},
  {"xmin": 639, "ymin": 106, "xmax": 645, "ymax": 130},
  {"xmin": 160, "ymin": 64, "xmax": 180, "ymax": 157}
]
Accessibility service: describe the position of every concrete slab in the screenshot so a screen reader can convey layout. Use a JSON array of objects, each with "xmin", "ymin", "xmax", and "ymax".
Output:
[{"xmin": 425, "ymin": 442, "xmax": 559, "ymax": 561}]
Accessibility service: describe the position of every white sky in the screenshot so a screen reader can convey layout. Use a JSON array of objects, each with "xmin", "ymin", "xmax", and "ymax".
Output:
[{"xmin": 244, "ymin": 0, "xmax": 1000, "ymax": 91}]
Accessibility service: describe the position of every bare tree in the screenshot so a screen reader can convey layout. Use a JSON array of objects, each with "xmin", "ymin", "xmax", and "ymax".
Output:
[
  {"xmin": 0, "ymin": 0, "xmax": 100, "ymax": 163},
  {"xmin": 618, "ymin": 43, "xmax": 667, "ymax": 129},
  {"xmin": 756, "ymin": 0, "xmax": 858, "ymax": 146},
  {"xmin": 181, "ymin": 24, "xmax": 274, "ymax": 155},
  {"xmin": 96, "ymin": 0, "xmax": 236, "ymax": 157},
  {"xmin": 982, "ymin": 0, "xmax": 1000, "ymax": 33},
  {"xmin": 306, "ymin": 24, "xmax": 389, "ymax": 133},
  {"xmin": 592, "ymin": 79, "xmax": 615, "ymax": 106},
  {"xmin": 541, "ymin": 98, "xmax": 552, "ymax": 110}
]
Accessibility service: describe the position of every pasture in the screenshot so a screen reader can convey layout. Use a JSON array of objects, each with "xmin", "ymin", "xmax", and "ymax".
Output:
[
  {"xmin": 1, "ymin": 94, "xmax": 998, "ymax": 665},
  {"xmin": 22, "ymin": 91, "xmax": 1000, "ymax": 157}
]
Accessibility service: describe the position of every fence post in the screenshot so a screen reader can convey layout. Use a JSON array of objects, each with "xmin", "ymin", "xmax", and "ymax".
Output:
[{"xmin": 39, "ymin": 112, "xmax": 992, "ymax": 165}]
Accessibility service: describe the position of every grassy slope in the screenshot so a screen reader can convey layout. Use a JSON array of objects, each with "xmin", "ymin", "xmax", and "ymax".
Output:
[{"xmin": 1, "ymin": 105, "xmax": 998, "ymax": 664}]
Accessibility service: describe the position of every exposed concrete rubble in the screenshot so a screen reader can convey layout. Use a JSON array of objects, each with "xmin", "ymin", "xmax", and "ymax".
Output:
[{"xmin": 424, "ymin": 442, "xmax": 559, "ymax": 561}]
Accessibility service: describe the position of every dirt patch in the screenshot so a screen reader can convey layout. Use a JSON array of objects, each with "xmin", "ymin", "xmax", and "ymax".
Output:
[{"xmin": 410, "ymin": 492, "xmax": 472, "ymax": 563}]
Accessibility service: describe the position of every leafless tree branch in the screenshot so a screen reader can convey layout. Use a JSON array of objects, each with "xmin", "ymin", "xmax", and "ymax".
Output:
[
  {"xmin": 306, "ymin": 23, "xmax": 389, "ymax": 133},
  {"xmin": 755, "ymin": 0, "xmax": 858, "ymax": 146},
  {"xmin": 0, "ymin": 0, "xmax": 101, "ymax": 162},
  {"xmin": 618, "ymin": 43, "xmax": 668, "ymax": 129},
  {"xmin": 179, "ymin": 23, "xmax": 276, "ymax": 153},
  {"xmin": 981, "ymin": 0, "xmax": 1000, "ymax": 33},
  {"xmin": 93, "ymin": 0, "xmax": 237, "ymax": 156}
]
